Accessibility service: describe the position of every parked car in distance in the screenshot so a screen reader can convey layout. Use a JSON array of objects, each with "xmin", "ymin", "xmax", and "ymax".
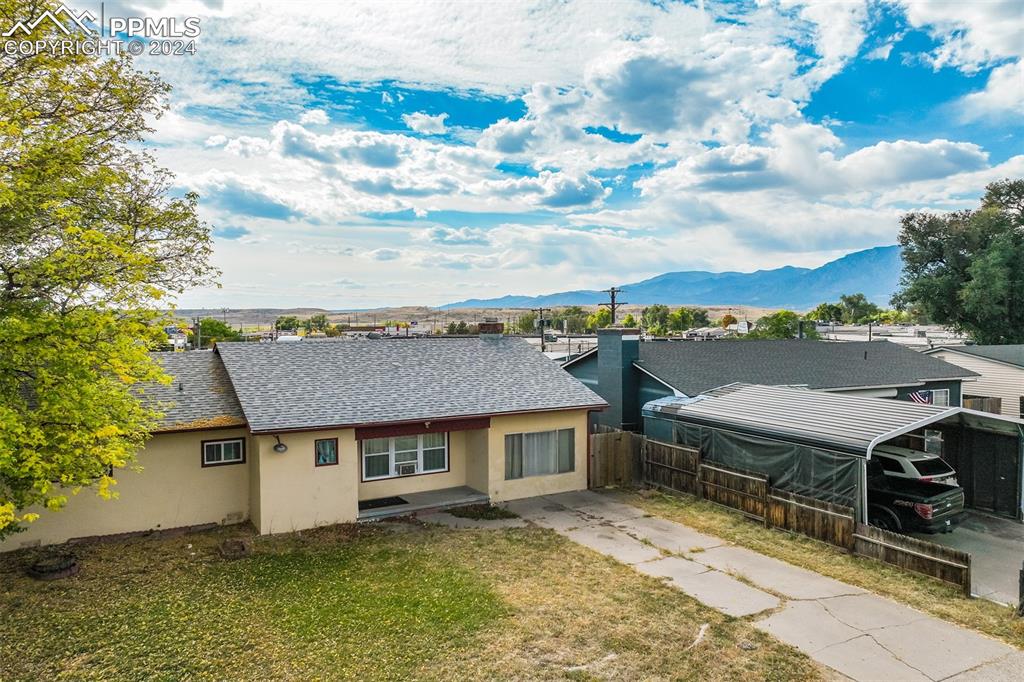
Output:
[
  {"xmin": 873, "ymin": 445, "xmax": 958, "ymax": 485},
  {"xmin": 866, "ymin": 459, "xmax": 965, "ymax": 534}
]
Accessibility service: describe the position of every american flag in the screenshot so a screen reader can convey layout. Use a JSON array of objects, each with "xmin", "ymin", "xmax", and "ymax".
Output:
[{"xmin": 909, "ymin": 390, "xmax": 933, "ymax": 404}]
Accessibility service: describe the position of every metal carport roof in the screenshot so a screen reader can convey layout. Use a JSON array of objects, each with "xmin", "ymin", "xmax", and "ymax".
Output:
[{"xmin": 642, "ymin": 383, "xmax": 1023, "ymax": 458}]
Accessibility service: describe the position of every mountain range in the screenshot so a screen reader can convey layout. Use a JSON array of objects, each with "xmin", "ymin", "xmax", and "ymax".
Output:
[{"xmin": 446, "ymin": 245, "xmax": 903, "ymax": 310}]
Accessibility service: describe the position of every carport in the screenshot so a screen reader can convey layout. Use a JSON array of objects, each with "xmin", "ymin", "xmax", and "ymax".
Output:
[{"xmin": 642, "ymin": 383, "xmax": 1024, "ymax": 523}]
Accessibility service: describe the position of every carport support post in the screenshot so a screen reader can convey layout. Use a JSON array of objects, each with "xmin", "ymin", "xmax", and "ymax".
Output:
[{"xmin": 858, "ymin": 458, "xmax": 868, "ymax": 525}]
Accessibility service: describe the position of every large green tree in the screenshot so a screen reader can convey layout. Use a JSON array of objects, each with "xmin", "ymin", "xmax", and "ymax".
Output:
[
  {"xmin": 747, "ymin": 311, "xmax": 820, "ymax": 340},
  {"xmin": 894, "ymin": 179, "xmax": 1024, "ymax": 343},
  {"xmin": 0, "ymin": 0, "xmax": 216, "ymax": 536}
]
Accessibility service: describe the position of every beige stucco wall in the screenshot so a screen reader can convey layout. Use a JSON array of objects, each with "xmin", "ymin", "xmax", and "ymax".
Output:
[
  {"xmin": 251, "ymin": 429, "xmax": 360, "ymax": 535},
  {"xmin": 0, "ymin": 428, "xmax": 251, "ymax": 551},
  {"xmin": 485, "ymin": 409, "xmax": 590, "ymax": 502},
  {"xmin": 2, "ymin": 409, "xmax": 594, "ymax": 550},
  {"xmin": 464, "ymin": 428, "xmax": 490, "ymax": 493}
]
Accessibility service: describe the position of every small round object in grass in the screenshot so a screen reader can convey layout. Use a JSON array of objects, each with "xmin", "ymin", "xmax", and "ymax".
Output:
[{"xmin": 27, "ymin": 554, "xmax": 79, "ymax": 581}]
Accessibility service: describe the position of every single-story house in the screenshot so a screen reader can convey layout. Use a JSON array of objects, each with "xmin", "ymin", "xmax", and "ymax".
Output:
[
  {"xmin": 923, "ymin": 345, "xmax": 1024, "ymax": 419},
  {"xmin": 565, "ymin": 329, "xmax": 979, "ymax": 431},
  {"xmin": 2, "ymin": 337, "xmax": 606, "ymax": 551},
  {"xmin": 643, "ymin": 383, "xmax": 1024, "ymax": 521}
]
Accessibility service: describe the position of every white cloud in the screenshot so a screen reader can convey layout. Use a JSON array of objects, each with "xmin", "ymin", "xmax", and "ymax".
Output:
[
  {"xmin": 299, "ymin": 108, "xmax": 329, "ymax": 125},
  {"xmin": 401, "ymin": 111, "xmax": 449, "ymax": 134}
]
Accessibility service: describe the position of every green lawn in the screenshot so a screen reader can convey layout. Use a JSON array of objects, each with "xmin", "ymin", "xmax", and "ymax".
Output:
[
  {"xmin": 0, "ymin": 520, "xmax": 820, "ymax": 681},
  {"xmin": 612, "ymin": 488, "xmax": 1024, "ymax": 649}
]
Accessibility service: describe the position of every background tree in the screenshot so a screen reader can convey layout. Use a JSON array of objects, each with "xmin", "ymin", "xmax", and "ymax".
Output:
[
  {"xmin": 0, "ymin": 0, "xmax": 216, "ymax": 537},
  {"xmin": 550, "ymin": 306, "xmax": 587, "ymax": 334},
  {"xmin": 586, "ymin": 308, "xmax": 612, "ymax": 331},
  {"xmin": 514, "ymin": 311, "xmax": 537, "ymax": 334},
  {"xmin": 894, "ymin": 179, "xmax": 1024, "ymax": 343},
  {"xmin": 667, "ymin": 307, "xmax": 694, "ymax": 332},
  {"xmin": 197, "ymin": 318, "xmax": 240, "ymax": 347},
  {"xmin": 690, "ymin": 307, "xmax": 710, "ymax": 327},
  {"xmin": 640, "ymin": 304, "xmax": 670, "ymax": 331},
  {"xmin": 747, "ymin": 311, "xmax": 820, "ymax": 340},
  {"xmin": 274, "ymin": 315, "xmax": 301, "ymax": 330},
  {"xmin": 303, "ymin": 313, "xmax": 330, "ymax": 333},
  {"xmin": 719, "ymin": 313, "xmax": 738, "ymax": 328},
  {"xmin": 621, "ymin": 313, "xmax": 637, "ymax": 327},
  {"xmin": 806, "ymin": 302, "xmax": 843, "ymax": 322},
  {"xmin": 838, "ymin": 293, "xmax": 880, "ymax": 324}
]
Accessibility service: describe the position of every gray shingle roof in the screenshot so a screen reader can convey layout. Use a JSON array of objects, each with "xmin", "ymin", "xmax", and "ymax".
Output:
[
  {"xmin": 144, "ymin": 352, "xmax": 246, "ymax": 431},
  {"xmin": 936, "ymin": 344, "xmax": 1024, "ymax": 368},
  {"xmin": 216, "ymin": 337, "xmax": 607, "ymax": 433},
  {"xmin": 634, "ymin": 339, "xmax": 977, "ymax": 397}
]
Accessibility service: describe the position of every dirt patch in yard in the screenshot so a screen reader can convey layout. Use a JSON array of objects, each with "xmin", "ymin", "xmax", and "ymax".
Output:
[{"xmin": 0, "ymin": 521, "xmax": 821, "ymax": 680}]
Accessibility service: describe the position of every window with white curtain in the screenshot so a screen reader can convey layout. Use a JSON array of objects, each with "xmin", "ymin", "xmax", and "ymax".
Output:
[
  {"xmin": 505, "ymin": 428, "xmax": 574, "ymax": 480},
  {"xmin": 932, "ymin": 389, "xmax": 950, "ymax": 407},
  {"xmin": 361, "ymin": 432, "xmax": 448, "ymax": 480}
]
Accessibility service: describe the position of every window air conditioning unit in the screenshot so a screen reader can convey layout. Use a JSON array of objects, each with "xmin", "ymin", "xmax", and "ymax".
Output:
[{"xmin": 397, "ymin": 462, "xmax": 417, "ymax": 476}]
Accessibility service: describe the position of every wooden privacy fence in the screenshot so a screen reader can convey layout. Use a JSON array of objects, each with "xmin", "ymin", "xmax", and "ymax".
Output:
[
  {"xmin": 589, "ymin": 430, "xmax": 644, "ymax": 488},
  {"xmin": 854, "ymin": 524, "xmax": 971, "ymax": 595},
  {"xmin": 963, "ymin": 396, "xmax": 1002, "ymax": 415},
  {"xmin": 595, "ymin": 432, "xmax": 973, "ymax": 594},
  {"xmin": 701, "ymin": 463, "xmax": 768, "ymax": 523}
]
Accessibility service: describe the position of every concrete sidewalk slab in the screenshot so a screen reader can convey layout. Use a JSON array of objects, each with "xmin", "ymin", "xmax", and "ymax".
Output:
[
  {"xmin": 564, "ymin": 525, "xmax": 664, "ymax": 565},
  {"xmin": 634, "ymin": 555, "xmax": 710, "ymax": 580},
  {"xmin": 502, "ymin": 498, "xmax": 593, "ymax": 531},
  {"xmin": 694, "ymin": 545, "xmax": 863, "ymax": 600},
  {"xmin": 818, "ymin": 593, "xmax": 924, "ymax": 632},
  {"xmin": 815, "ymin": 635, "xmax": 930, "ymax": 682},
  {"xmin": 869, "ymin": 617, "xmax": 1013, "ymax": 681},
  {"xmin": 946, "ymin": 651, "xmax": 1024, "ymax": 681},
  {"xmin": 543, "ymin": 490, "xmax": 609, "ymax": 509},
  {"xmin": 755, "ymin": 600, "xmax": 861, "ymax": 654},
  {"xmin": 613, "ymin": 515, "xmax": 724, "ymax": 553},
  {"xmin": 660, "ymin": 568, "xmax": 782, "ymax": 617}
]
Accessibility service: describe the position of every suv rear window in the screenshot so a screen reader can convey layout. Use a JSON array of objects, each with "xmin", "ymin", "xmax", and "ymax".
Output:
[{"xmin": 913, "ymin": 457, "xmax": 954, "ymax": 476}]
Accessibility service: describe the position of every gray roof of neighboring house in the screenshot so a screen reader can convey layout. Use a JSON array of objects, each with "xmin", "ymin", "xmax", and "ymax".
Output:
[
  {"xmin": 633, "ymin": 339, "xmax": 977, "ymax": 396},
  {"xmin": 145, "ymin": 352, "xmax": 247, "ymax": 431},
  {"xmin": 216, "ymin": 337, "xmax": 607, "ymax": 433},
  {"xmin": 931, "ymin": 344, "xmax": 1024, "ymax": 369},
  {"xmin": 642, "ymin": 383, "xmax": 954, "ymax": 457}
]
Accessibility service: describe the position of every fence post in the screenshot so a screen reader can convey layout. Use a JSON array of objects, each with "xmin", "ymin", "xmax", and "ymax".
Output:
[{"xmin": 1017, "ymin": 561, "xmax": 1024, "ymax": 616}]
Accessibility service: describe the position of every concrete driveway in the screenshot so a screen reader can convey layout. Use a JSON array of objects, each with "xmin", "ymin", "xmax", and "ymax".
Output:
[{"xmin": 913, "ymin": 512, "xmax": 1024, "ymax": 605}]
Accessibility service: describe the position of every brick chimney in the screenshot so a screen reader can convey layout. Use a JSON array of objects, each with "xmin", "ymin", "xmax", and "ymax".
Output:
[{"xmin": 596, "ymin": 327, "xmax": 640, "ymax": 430}]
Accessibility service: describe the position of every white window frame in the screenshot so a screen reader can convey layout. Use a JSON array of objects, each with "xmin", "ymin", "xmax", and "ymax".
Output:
[
  {"xmin": 202, "ymin": 438, "xmax": 245, "ymax": 467},
  {"xmin": 932, "ymin": 389, "xmax": 950, "ymax": 407},
  {"xmin": 361, "ymin": 433, "xmax": 449, "ymax": 481}
]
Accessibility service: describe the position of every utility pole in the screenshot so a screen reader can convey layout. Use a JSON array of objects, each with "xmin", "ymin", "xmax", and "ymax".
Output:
[
  {"xmin": 600, "ymin": 287, "xmax": 627, "ymax": 325},
  {"xmin": 532, "ymin": 307, "xmax": 550, "ymax": 352}
]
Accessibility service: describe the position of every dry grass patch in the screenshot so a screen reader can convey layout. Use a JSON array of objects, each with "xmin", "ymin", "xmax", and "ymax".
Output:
[
  {"xmin": 612, "ymin": 488, "xmax": 1024, "ymax": 649},
  {"xmin": 1, "ymin": 521, "xmax": 820, "ymax": 681}
]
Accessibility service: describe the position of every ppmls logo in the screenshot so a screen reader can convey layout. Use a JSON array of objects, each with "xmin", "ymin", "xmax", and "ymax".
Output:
[{"xmin": 1, "ymin": 4, "xmax": 96, "ymax": 37}]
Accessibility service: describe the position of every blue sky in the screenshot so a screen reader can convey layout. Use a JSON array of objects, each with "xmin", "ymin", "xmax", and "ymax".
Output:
[{"xmin": 81, "ymin": 0, "xmax": 1023, "ymax": 308}]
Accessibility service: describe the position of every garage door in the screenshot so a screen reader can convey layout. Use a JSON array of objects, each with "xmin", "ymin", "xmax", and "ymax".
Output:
[{"xmin": 963, "ymin": 429, "xmax": 1020, "ymax": 519}]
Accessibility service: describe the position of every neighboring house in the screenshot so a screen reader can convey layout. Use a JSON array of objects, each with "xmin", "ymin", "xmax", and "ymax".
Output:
[
  {"xmin": 924, "ymin": 345, "xmax": 1024, "ymax": 419},
  {"xmin": 2, "ymin": 337, "xmax": 605, "ymax": 551},
  {"xmin": 564, "ymin": 329, "xmax": 978, "ymax": 430}
]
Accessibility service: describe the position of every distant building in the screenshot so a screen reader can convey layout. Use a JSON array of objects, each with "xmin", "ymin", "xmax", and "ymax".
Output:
[
  {"xmin": 924, "ymin": 345, "xmax": 1024, "ymax": 419},
  {"xmin": 563, "ymin": 329, "xmax": 977, "ymax": 431}
]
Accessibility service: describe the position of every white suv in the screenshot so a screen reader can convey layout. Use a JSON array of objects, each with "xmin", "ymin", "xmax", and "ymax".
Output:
[{"xmin": 872, "ymin": 445, "xmax": 957, "ymax": 485}]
